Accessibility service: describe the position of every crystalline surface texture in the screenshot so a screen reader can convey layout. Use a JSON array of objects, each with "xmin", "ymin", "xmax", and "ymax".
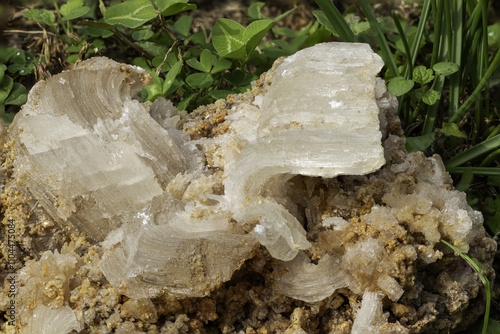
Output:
[
  {"xmin": 224, "ymin": 42, "xmax": 386, "ymax": 202},
  {"xmin": 8, "ymin": 58, "xmax": 193, "ymax": 241},
  {"xmin": 223, "ymin": 42, "xmax": 386, "ymax": 261}
]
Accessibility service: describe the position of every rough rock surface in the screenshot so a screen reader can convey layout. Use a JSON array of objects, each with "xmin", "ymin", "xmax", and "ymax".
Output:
[{"xmin": 0, "ymin": 43, "xmax": 496, "ymax": 333}]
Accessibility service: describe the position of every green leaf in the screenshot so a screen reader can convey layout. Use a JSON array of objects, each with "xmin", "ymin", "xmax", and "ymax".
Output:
[
  {"xmin": 0, "ymin": 76, "xmax": 13, "ymax": 92},
  {"xmin": 199, "ymin": 49, "xmax": 212, "ymax": 72},
  {"xmin": 223, "ymin": 69, "xmax": 254, "ymax": 87},
  {"xmin": 486, "ymin": 319, "xmax": 500, "ymax": 334},
  {"xmin": 0, "ymin": 47, "xmax": 18, "ymax": 63},
  {"xmin": 440, "ymin": 122, "xmax": 467, "ymax": 138},
  {"xmin": 154, "ymin": 0, "xmax": 196, "ymax": 16},
  {"xmin": 186, "ymin": 72, "xmax": 213, "ymax": 88},
  {"xmin": 313, "ymin": 0, "xmax": 357, "ymax": 42},
  {"xmin": 24, "ymin": 9, "xmax": 56, "ymax": 27},
  {"xmin": 135, "ymin": 42, "xmax": 168, "ymax": 58},
  {"xmin": 60, "ymin": 0, "xmax": 90, "ymax": 21},
  {"xmin": 172, "ymin": 15, "xmax": 192, "ymax": 37},
  {"xmin": 210, "ymin": 89, "xmax": 235, "ymax": 100},
  {"xmin": 10, "ymin": 50, "xmax": 27, "ymax": 65},
  {"xmin": 143, "ymin": 72, "xmax": 163, "ymax": 101},
  {"xmin": 212, "ymin": 19, "xmax": 246, "ymax": 59},
  {"xmin": 413, "ymin": 65, "xmax": 434, "ymax": 84},
  {"xmin": 388, "ymin": 77, "xmax": 414, "ymax": 96},
  {"xmin": 211, "ymin": 58, "xmax": 232, "ymax": 74},
  {"xmin": 67, "ymin": 54, "xmax": 79, "ymax": 63},
  {"xmin": 162, "ymin": 60, "xmax": 183, "ymax": 95},
  {"xmin": 104, "ymin": 0, "xmax": 157, "ymax": 28},
  {"xmin": 312, "ymin": 10, "xmax": 338, "ymax": 36},
  {"xmin": 132, "ymin": 56, "xmax": 152, "ymax": 71},
  {"xmin": 488, "ymin": 22, "xmax": 500, "ymax": 46},
  {"xmin": 0, "ymin": 112, "xmax": 15, "ymax": 123},
  {"xmin": 66, "ymin": 44, "xmax": 83, "ymax": 53},
  {"xmin": 263, "ymin": 46, "xmax": 289, "ymax": 58},
  {"xmin": 5, "ymin": 83, "xmax": 27, "ymax": 106},
  {"xmin": 18, "ymin": 64, "xmax": 34, "ymax": 76},
  {"xmin": 487, "ymin": 175, "xmax": 500, "ymax": 187},
  {"xmin": 186, "ymin": 58, "xmax": 205, "ymax": 72},
  {"xmin": 405, "ymin": 132, "xmax": 435, "ymax": 152},
  {"xmin": 272, "ymin": 27, "xmax": 298, "ymax": 38},
  {"xmin": 456, "ymin": 169, "xmax": 473, "ymax": 192},
  {"xmin": 0, "ymin": 89, "xmax": 8, "ymax": 105},
  {"xmin": 86, "ymin": 25, "xmax": 114, "ymax": 38},
  {"xmin": 421, "ymin": 89, "xmax": 440, "ymax": 105},
  {"xmin": 132, "ymin": 29, "xmax": 154, "ymax": 40},
  {"xmin": 345, "ymin": 13, "xmax": 370, "ymax": 35},
  {"xmin": 187, "ymin": 30, "xmax": 205, "ymax": 45},
  {"xmin": 243, "ymin": 19, "xmax": 273, "ymax": 55},
  {"xmin": 0, "ymin": 65, "xmax": 6, "ymax": 83},
  {"xmin": 88, "ymin": 39, "xmax": 105, "ymax": 55},
  {"xmin": 273, "ymin": 6, "xmax": 296, "ymax": 23},
  {"xmin": 433, "ymin": 62, "xmax": 459, "ymax": 76},
  {"xmin": 99, "ymin": 0, "xmax": 107, "ymax": 15},
  {"xmin": 176, "ymin": 93, "xmax": 196, "ymax": 111},
  {"xmin": 25, "ymin": 51, "xmax": 34, "ymax": 63},
  {"xmin": 248, "ymin": 2, "xmax": 266, "ymax": 20}
]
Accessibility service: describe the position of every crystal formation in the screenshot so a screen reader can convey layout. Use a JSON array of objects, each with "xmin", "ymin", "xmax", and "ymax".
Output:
[{"xmin": 0, "ymin": 42, "xmax": 496, "ymax": 333}]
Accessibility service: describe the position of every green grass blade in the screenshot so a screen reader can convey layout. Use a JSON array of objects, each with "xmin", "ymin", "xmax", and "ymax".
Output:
[
  {"xmin": 479, "ymin": 0, "xmax": 490, "ymax": 132},
  {"xmin": 441, "ymin": 239, "xmax": 490, "ymax": 334},
  {"xmin": 448, "ymin": 0, "xmax": 464, "ymax": 119},
  {"xmin": 444, "ymin": 0, "xmax": 453, "ymax": 64},
  {"xmin": 480, "ymin": 148, "xmax": 500, "ymax": 167},
  {"xmin": 406, "ymin": 0, "xmax": 432, "ymax": 77},
  {"xmin": 450, "ymin": 48, "xmax": 500, "ymax": 123},
  {"xmin": 359, "ymin": 0, "xmax": 398, "ymax": 77},
  {"xmin": 391, "ymin": 11, "xmax": 413, "ymax": 77},
  {"xmin": 314, "ymin": 0, "xmax": 356, "ymax": 42},
  {"xmin": 446, "ymin": 167, "xmax": 500, "ymax": 175},
  {"xmin": 445, "ymin": 134, "xmax": 500, "ymax": 168},
  {"xmin": 430, "ymin": 0, "xmax": 444, "ymax": 67}
]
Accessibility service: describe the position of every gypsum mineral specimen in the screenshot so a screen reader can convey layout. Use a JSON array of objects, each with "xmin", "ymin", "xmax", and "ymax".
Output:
[{"xmin": 0, "ymin": 42, "xmax": 496, "ymax": 333}]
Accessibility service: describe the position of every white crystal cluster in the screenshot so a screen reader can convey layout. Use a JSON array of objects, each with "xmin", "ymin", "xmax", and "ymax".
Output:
[
  {"xmin": 2, "ymin": 42, "xmax": 492, "ymax": 333},
  {"xmin": 221, "ymin": 43, "xmax": 386, "ymax": 261},
  {"xmin": 8, "ymin": 58, "xmax": 199, "ymax": 241}
]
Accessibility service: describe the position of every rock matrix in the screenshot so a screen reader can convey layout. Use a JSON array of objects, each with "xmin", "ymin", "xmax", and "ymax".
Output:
[{"xmin": 0, "ymin": 43, "xmax": 495, "ymax": 333}]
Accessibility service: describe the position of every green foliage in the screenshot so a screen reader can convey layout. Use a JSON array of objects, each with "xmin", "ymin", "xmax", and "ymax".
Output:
[
  {"xmin": 313, "ymin": 0, "xmax": 356, "ymax": 42},
  {"xmin": 440, "ymin": 122, "xmax": 467, "ymax": 139},
  {"xmin": 18, "ymin": 0, "xmax": 312, "ymax": 111},
  {"xmin": 0, "ymin": 47, "xmax": 33, "ymax": 118},
  {"xmin": 24, "ymin": 8, "xmax": 56, "ymax": 27},
  {"xmin": 104, "ymin": 0, "xmax": 196, "ymax": 28},
  {"xmin": 387, "ymin": 77, "xmax": 414, "ymax": 96},
  {"xmin": 104, "ymin": 0, "xmax": 157, "ymax": 28},
  {"xmin": 433, "ymin": 61, "xmax": 459, "ymax": 75},
  {"xmin": 405, "ymin": 132, "xmax": 435, "ymax": 153},
  {"xmin": 212, "ymin": 18, "xmax": 274, "ymax": 60},
  {"xmin": 60, "ymin": 0, "xmax": 90, "ymax": 21}
]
